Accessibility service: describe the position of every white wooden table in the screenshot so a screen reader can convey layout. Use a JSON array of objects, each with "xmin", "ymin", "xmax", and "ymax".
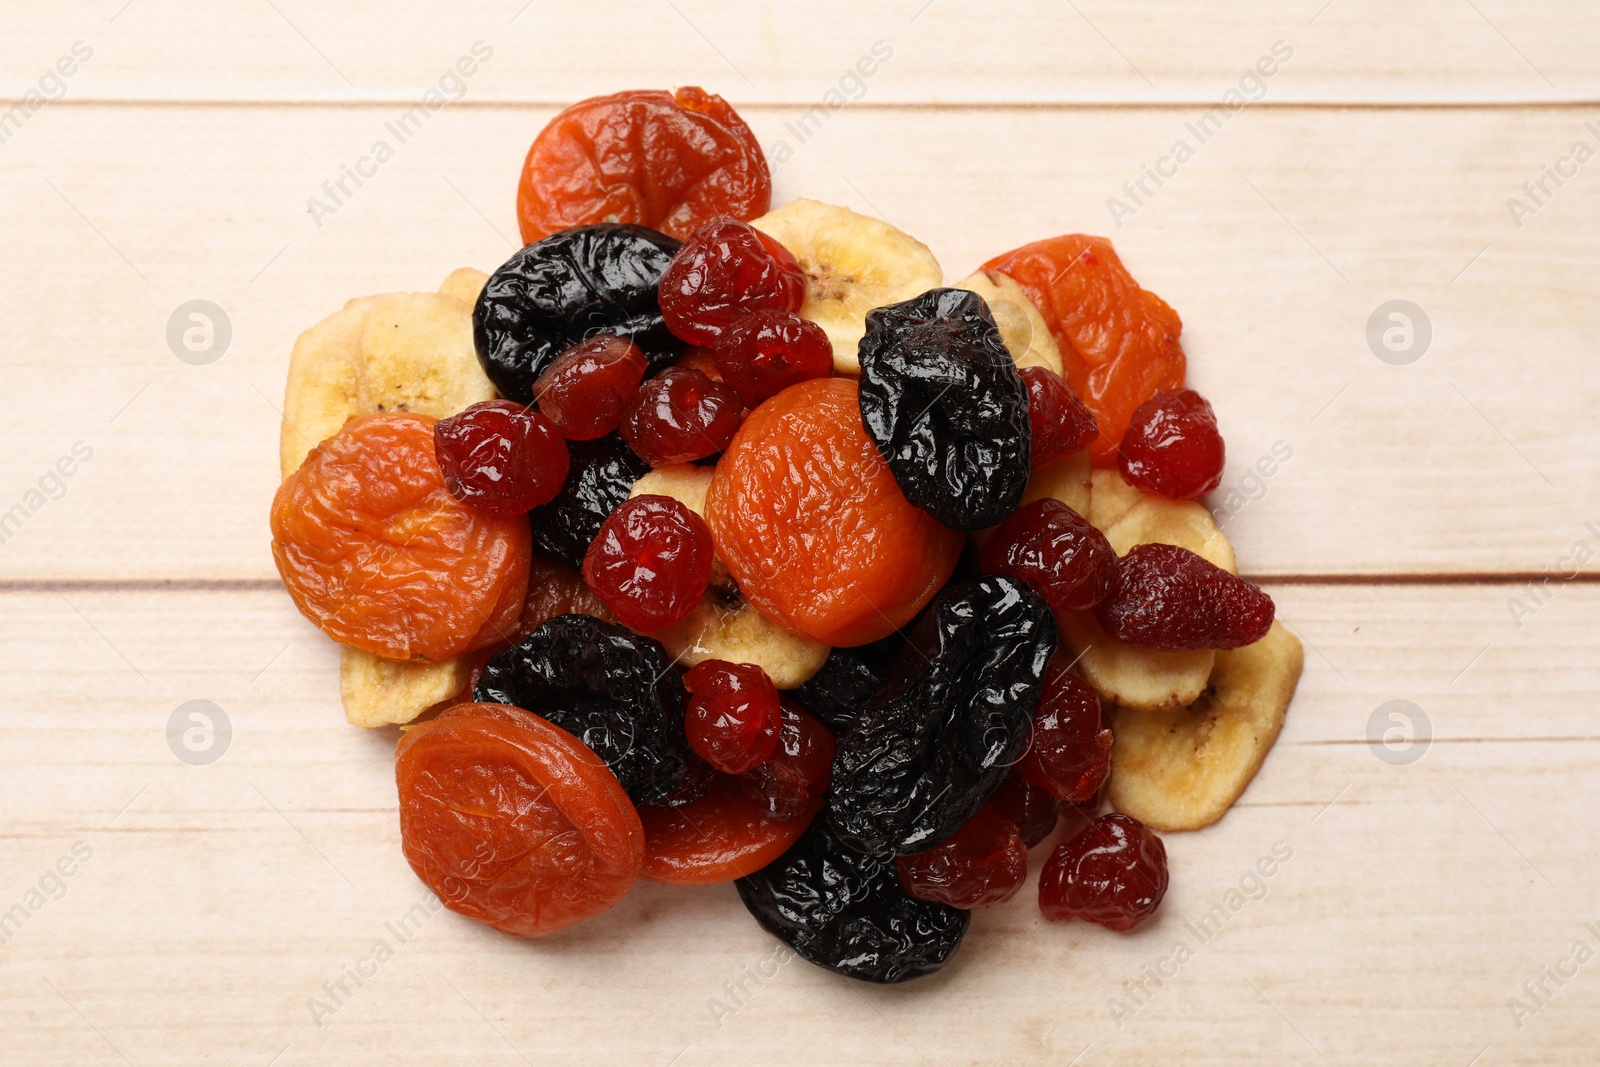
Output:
[{"xmin": 3, "ymin": 3, "xmax": 1597, "ymax": 1064}]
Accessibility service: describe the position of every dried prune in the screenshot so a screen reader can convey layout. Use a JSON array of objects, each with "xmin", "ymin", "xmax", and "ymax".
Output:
[
  {"xmin": 857, "ymin": 288, "xmax": 1031, "ymax": 530},
  {"xmin": 474, "ymin": 224, "xmax": 685, "ymax": 402},
  {"xmin": 736, "ymin": 819, "xmax": 970, "ymax": 984},
  {"xmin": 1095, "ymin": 542, "xmax": 1275, "ymax": 651},
  {"xmin": 528, "ymin": 434, "xmax": 650, "ymax": 572},
  {"xmin": 788, "ymin": 634, "xmax": 905, "ymax": 733},
  {"xmin": 827, "ymin": 575, "xmax": 1058, "ymax": 856},
  {"xmin": 473, "ymin": 614, "xmax": 689, "ymax": 805}
]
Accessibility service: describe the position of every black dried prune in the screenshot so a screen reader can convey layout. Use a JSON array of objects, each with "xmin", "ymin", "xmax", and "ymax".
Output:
[
  {"xmin": 857, "ymin": 288, "xmax": 1031, "ymax": 530},
  {"xmin": 828, "ymin": 575, "xmax": 1057, "ymax": 856},
  {"xmin": 473, "ymin": 614, "xmax": 689, "ymax": 805},
  {"xmin": 789, "ymin": 633, "xmax": 905, "ymax": 733},
  {"xmin": 736, "ymin": 819, "xmax": 969, "ymax": 984},
  {"xmin": 527, "ymin": 434, "xmax": 649, "ymax": 572},
  {"xmin": 474, "ymin": 223, "xmax": 686, "ymax": 402}
]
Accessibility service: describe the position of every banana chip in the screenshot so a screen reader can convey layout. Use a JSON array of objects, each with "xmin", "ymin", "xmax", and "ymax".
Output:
[
  {"xmin": 438, "ymin": 267, "xmax": 489, "ymax": 308},
  {"xmin": 952, "ymin": 270, "xmax": 1064, "ymax": 377},
  {"xmin": 1108, "ymin": 621, "xmax": 1303, "ymax": 831},
  {"xmin": 340, "ymin": 646, "xmax": 472, "ymax": 729}
]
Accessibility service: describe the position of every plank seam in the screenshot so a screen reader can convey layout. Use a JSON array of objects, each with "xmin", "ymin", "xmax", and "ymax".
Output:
[{"xmin": 10, "ymin": 98, "xmax": 1600, "ymax": 112}]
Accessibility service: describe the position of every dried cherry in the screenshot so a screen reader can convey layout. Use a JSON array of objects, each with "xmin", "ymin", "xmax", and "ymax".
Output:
[
  {"xmin": 712, "ymin": 310, "xmax": 833, "ymax": 407},
  {"xmin": 979, "ymin": 499, "xmax": 1117, "ymax": 615},
  {"xmin": 1095, "ymin": 542, "xmax": 1275, "ymax": 651},
  {"xmin": 534, "ymin": 335, "xmax": 649, "ymax": 440},
  {"xmin": 1016, "ymin": 667, "xmax": 1112, "ymax": 803},
  {"xmin": 1021, "ymin": 365, "xmax": 1097, "ymax": 468},
  {"xmin": 517, "ymin": 88, "xmax": 771, "ymax": 244},
  {"xmin": 985, "ymin": 770, "xmax": 1061, "ymax": 848},
  {"xmin": 1038, "ymin": 813, "xmax": 1168, "ymax": 931},
  {"xmin": 735, "ymin": 700, "xmax": 834, "ymax": 821},
  {"xmin": 395, "ymin": 703, "xmax": 644, "ymax": 938},
  {"xmin": 684, "ymin": 660, "xmax": 782, "ymax": 774},
  {"xmin": 527, "ymin": 434, "xmax": 650, "ymax": 572},
  {"xmin": 659, "ymin": 218, "xmax": 805, "ymax": 346},
  {"xmin": 640, "ymin": 772, "xmax": 819, "ymax": 885},
  {"xmin": 473, "ymin": 614, "xmax": 690, "ymax": 806},
  {"xmin": 736, "ymin": 819, "xmax": 970, "ymax": 984},
  {"xmin": 433, "ymin": 400, "xmax": 570, "ymax": 514},
  {"xmin": 827, "ymin": 575, "xmax": 1058, "ymax": 856},
  {"xmin": 270, "ymin": 413, "xmax": 530, "ymax": 660},
  {"xmin": 858, "ymin": 288, "xmax": 1031, "ymax": 530},
  {"xmin": 620, "ymin": 367, "xmax": 743, "ymax": 466},
  {"xmin": 896, "ymin": 805, "xmax": 1028, "ymax": 909},
  {"xmin": 1117, "ymin": 388, "xmax": 1226, "ymax": 500},
  {"xmin": 474, "ymin": 223, "xmax": 684, "ymax": 402},
  {"xmin": 582, "ymin": 494, "xmax": 713, "ymax": 632}
]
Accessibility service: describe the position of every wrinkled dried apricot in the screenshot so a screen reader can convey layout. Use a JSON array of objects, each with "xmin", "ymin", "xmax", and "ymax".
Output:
[
  {"xmin": 517, "ymin": 88, "xmax": 771, "ymax": 243},
  {"xmin": 983, "ymin": 235, "xmax": 1185, "ymax": 465},
  {"xmin": 640, "ymin": 773, "xmax": 820, "ymax": 886},
  {"xmin": 704, "ymin": 377, "xmax": 963, "ymax": 646},
  {"xmin": 396, "ymin": 703, "xmax": 644, "ymax": 937},
  {"xmin": 271, "ymin": 413, "xmax": 530, "ymax": 660}
]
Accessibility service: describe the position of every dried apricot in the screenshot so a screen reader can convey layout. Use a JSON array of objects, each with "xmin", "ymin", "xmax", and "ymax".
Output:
[
  {"xmin": 396, "ymin": 703, "xmax": 644, "ymax": 937},
  {"xmin": 983, "ymin": 235, "xmax": 1185, "ymax": 465},
  {"xmin": 519, "ymin": 553, "xmax": 616, "ymax": 633},
  {"xmin": 639, "ymin": 772, "xmax": 821, "ymax": 886},
  {"xmin": 704, "ymin": 377, "xmax": 963, "ymax": 647},
  {"xmin": 270, "ymin": 413, "xmax": 530, "ymax": 660},
  {"xmin": 517, "ymin": 88, "xmax": 771, "ymax": 244}
]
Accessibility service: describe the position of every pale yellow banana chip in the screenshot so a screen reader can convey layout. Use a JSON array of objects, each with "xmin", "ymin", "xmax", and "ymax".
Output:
[
  {"xmin": 952, "ymin": 270, "xmax": 1064, "ymax": 377},
  {"xmin": 340, "ymin": 646, "xmax": 471, "ymax": 729},
  {"xmin": 1086, "ymin": 467, "xmax": 1145, "ymax": 531},
  {"xmin": 438, "ymin": 267, "xmax": 489, "ymax": 308},
  {"xmin": 280, "ymin": 291, "xmax": 495, "ymax": 477},
  {"xmin": 1108, "ymin": 621, "xmax": 1303, "ymax": 831},
  {"xmin": 750, "ymin": 199, "xmax": 942, "ymax": 374}
]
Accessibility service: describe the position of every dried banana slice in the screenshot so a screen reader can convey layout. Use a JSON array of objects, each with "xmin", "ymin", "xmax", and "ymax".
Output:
[
  {"xmin": 279, "ymin": 291, "xmax": 495, "ymax": 477},
  {"xmin": 340, "ymin": 646, "xmax": 472, "ymax": 729},
  {"xmin": 749, "ymin": 198, "xmax": 942, "ymax": 374},
  {"xmin": 1085, "ymin": 467, "xmax": 1145, "ymax": 532},
  {"xmin": 952, "ymin": 270, "xmax": 1064, "ymax": 376},
  {"xmin": 438, "ymin": 267, "xmax": 489, "ymax": 308},
  {"xmin": 1108, "ymin": 621, "xmax": 1303, "ymax": 831},
  {"xmin": 630, "ymin": 464, "xmax": 829, "ymax": 687}
]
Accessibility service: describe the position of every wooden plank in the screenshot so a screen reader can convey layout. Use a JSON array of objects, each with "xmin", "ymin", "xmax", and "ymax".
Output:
[
  {"xmin": 1, "ymin": 583, "xmax": 1594, "ymax": 1065},
  {"xmin": 3, "ymin": 1, "xmax": 1597, "ymax": 106},
  {"xmin": 1, "ymin": 103, "xmax": 1596, "ymax": 579}
]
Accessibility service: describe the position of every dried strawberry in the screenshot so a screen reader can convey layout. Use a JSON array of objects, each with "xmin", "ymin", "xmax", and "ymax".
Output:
[{"xmin": 1095, "ymin": 542, "xmax": 1274, "ymax": 651}]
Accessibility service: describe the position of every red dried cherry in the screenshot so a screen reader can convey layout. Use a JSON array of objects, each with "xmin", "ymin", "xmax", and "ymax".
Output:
[
  {"xmin": 1017, "ymin": 667, "xmax": 1112, "ymax": 803},
  {"xmin": 1039, "ymin": 813, "xmax": 1168, "ymax": 931},
  {"xmin": 581, "ymin": 494, "xmax": 713, "ymax": 632},
  {"xmin": 659, "ymin": 219, "xmax": 805, "ymax": 346},
  {"xmin": 621, "ymin": 368, "xmax": 744, "ymax": 465},
  {"xmin": 735, "ymin": 700, "xmax": 834, "ymax": 821},
  {"xmin": 713, "ymin": 310, "xmax": 834, "ymax": 406},
  {"xmin": 1118, "ymin": 388, "xmax": 1225, "ymax": 499},
  {"xmin": 979, "ymin": 499, "xmax": 1117, "ymax": 614},
  {"xmin": 1021, "ymin": 366, "xmax": 1098, "ymax": 468},
  {"xmin": 896, "ymin": 805, "xmax": 1028, "ymax": 909},
  {"xmin": 1095, "ymin": 542, "xmax": 1274, "ymax": 651},
  {"xmin": 684, "ymin": 660, "xmax": 782, "ymax": 774},
  {"xmin": 985, "ymin": 770, "xmax": 1061, "ymax": 848},
  {"xmin": 534, "ymin": 335, "xmax": 649, "ymax": 440},
  {"xmin": 433, "ymin": 400, "xmax": 570, "ymax": 515}
]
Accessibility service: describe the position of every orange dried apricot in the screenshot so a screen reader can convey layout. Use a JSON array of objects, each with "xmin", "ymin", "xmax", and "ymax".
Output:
[
  {"xmin": 704, "ymin": 377, "xmax": 962, "ymax": 647},
  {"xmin": 271, "ymin": 413, "xmax": 530, "ymax": 660},
  {"xmin": 983, "ymin": 235, "xmax": 1185, "ymax": 465}
]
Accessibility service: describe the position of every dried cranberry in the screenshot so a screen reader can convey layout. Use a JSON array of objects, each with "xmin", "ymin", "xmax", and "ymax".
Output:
[
  {"xmin": 621, "ymin": 367, "xmax": 744, "ymax": 465},
  {"xmin": 684, "ymin": 660, "xmax": 782, "ymax": 774},
  {"xmin": 712, "ymin": 310, "xmax": 833, "ymax": 406},
  {"xmin": 979, "ymin": 499, "xmax": 1117, "ymax": 615},
  {"xmin": 1118, "ymin": 388, "xmax": 1225, "ymax": 499},
  {"xmin": 1021, "ymin": 366, "xmax": 1097, "ymax": 468},
  {"xmin": 1038, "ymin": 813, "xmax": 1168, "ymax": 931},
  {"xmin": 659, "ymin": 219, "xmax": 805, "ymax": 346},
  {"xmin": 1017, "ymin": 667, "xmax": 1112, "ymax": 802},
  {"xmin": 896, "ymin": 805, "xmax": 1028, "ymax": 909},
  {"xmin": 1095, "ymin": 542, "xmax": 1274, "ymax": 651},
  {"xmin": 985, "ymin": 771, "xmax": 1060, "ymax": 848},
  {"xmin": 736, "ymin": 700, "xmax": 833, "ymax": 821},
  {"xmin": 433, "ymin": 400, "xmax": 570, "ymax": 514},
  {"xmin": 534, "ymin": 335, "xmax": 649, "ymax": 440},
  {"xmin": 582, "ymin": 494, "xmax": 713, "ymax": 632}
]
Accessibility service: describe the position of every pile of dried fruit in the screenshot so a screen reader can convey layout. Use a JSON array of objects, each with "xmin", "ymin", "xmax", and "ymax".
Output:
[{"xmin": 271, "ymin": 88, "xmax": 1304, "ymax": 982}]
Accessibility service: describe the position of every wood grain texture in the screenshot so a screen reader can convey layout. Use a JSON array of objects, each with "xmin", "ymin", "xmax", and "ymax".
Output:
[{"xmin": 1, "ymin": 584, "xmax": 1594, "ymax": 1066}]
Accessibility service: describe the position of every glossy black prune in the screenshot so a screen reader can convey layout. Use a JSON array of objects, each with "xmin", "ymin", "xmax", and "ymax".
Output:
[
  {"xmin": 857, "ymin": 288, "xmax": 1031, "ymax": 531},
  {"xmin": 527, "ymin": 434, "xmax": 650, "ymax": 572},
  {"xmin": 474, "ymin": 224, "xmax": 686, "ymax": 402},
  {"xmin": 827, "ymin": 575, "xmax": 1057, "ymax": 856},
  {"xmin": 736, "ymin": 819, "xmax": 970, "ymax": 984},
  {"xmin": 789, "ymin": 633, "xmax": 905, "ymax": 733},
  {"xmin": 473, "ymin": 614, "xmax": 689, "ymax": 805}
]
